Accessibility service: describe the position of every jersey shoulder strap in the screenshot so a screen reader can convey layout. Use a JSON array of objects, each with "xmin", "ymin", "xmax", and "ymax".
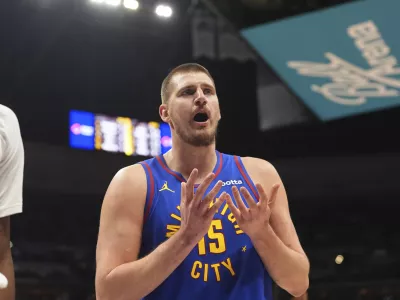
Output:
[
  {"xmin": 137, "ymin": 157, "xmax": 159, "ymax": 223},
  {"xmin": 220, "ymin": 153, "xmax": 260, "ymax": 200}
]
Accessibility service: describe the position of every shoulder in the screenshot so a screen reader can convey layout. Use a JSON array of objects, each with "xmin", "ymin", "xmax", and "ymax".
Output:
[
  {"xmin": 115, "ymin": 163, "xmax": 146, "ymax": 179},
  {"xmin": 103, "ymin": 164, "xmax": 147, "ymax": 208},
  {"xmin": 0, "ymin": 105, "xmax": 17, "ymax": 119},
  {"xmin": 106, "ymin": 156, "xmax": 160, "ymax": 201},
  {"xmin": 240, "ymin": 156, "xmax": 281, "ymax": 185},
  {"xmin": 0, "ymin": 105, "xmax": 20, "ymax": 129},
  {"xmin": 0, "ymin": 105, "xmax": 22, "ymax": 145},
  {"xmin": 241, "ymin": 157, "xmax": 278, "ymax": 176},
  {"xmin": 109, "ymin": 163, "xmax": 147, "ymax": 192}
]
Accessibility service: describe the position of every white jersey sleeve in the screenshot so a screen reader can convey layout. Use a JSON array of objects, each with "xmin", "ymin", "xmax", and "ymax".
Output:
[{"xmin": 0, "ymin": 105, "xmax": 24, "ymax": 218}]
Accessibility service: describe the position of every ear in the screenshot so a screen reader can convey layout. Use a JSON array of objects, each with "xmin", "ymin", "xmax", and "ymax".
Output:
[{"xmin": 159, "ymin": 104, "xmax": 170, "ymax": 123}]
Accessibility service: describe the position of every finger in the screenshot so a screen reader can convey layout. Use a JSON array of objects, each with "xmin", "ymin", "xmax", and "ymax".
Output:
[
  {"xmin": 214, "ymin": 192, "xmax": 227, "ymax": 210},
  {"xmin": 181, "ymin": 182, "xmax": 187, "ymax": 205},
  {"xmin": 201, "ymin": 180, "xmax": 223, "ymax": 211},
  {"xmin": 232, "ymin": 186, "xmax": 248, "ymax": 212},
  {"xmin": 206, "ymin": 192, "xmax": 226, "ymax": 219},
  {"xmin": 267, "ymin": 183, "xmax": 281, "ymax": 205},
  {"xmin": 256, "ymin": 183, "xmax": 280, "ymax": 207},
  {"xmin": 240, "ymin": 186, "xmax": 258, "ymax": 209},
  {"xmin": 193, "ymin": 172, "xmax": 216, "ymax": 203},
  {"xmin": 225, "ymin": 193, "xmax": 241, "ymax": 221},
  {"xmin": 255, "ymin": 183, "xmax": 268, "ymax": 207},
  {"xmin": 185, "ymin": 169, "xmax": 198, "ymax": 202}
]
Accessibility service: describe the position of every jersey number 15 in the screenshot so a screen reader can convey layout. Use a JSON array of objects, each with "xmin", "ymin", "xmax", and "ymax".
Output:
[{"xmin": 198, "ymin": 220, "xmax": 227, "ymax": 255}]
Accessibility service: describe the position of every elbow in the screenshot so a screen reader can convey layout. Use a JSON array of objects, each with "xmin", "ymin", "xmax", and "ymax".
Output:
[
  {"xmin": 96, "ymin": 271, "xmax": 141, "ymax": 300},
  {"xmin": 285, "ymin": 256, "xmax": 310, "ymax": 297},
  {"xmin": 95, "ymin": 273, "xmax": 120, "ymax": 300},
  {"xmin": 95, "ymin": 277, "xmax": 111, "ymax": 300},
  {"xmin": 286, "ymin": 276, "xmax": 309, "ymax": 298}
]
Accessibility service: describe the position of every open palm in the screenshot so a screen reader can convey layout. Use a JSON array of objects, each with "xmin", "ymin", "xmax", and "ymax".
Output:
[{"xmin": 224, "ymin": 183, "xmax": 280, "ymax": 240}]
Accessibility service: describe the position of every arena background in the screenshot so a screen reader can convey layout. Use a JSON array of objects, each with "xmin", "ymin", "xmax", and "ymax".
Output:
[{"xmin": 1, "ymin": 0, "xmax": 400, "ymax": 299}]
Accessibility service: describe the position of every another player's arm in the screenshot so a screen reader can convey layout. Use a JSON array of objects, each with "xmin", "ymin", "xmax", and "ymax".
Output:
[
  {"xmin": 243, "ymin": 158, "xmax": 310, "ymax": 297},
  {"xmin": 95, "ymin": 164, "xmax": 198, "ymax": 300},
  {"xmin": 0, "ymin": 217, "xmax": 14, "ymax": 300},
  {"xmin": 0, "ymin": 106, "xmax": 24, "ymax": 300}
]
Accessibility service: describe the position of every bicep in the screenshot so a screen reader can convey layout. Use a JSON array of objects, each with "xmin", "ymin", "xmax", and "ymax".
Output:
[
  {"xmin": 245, "ymin": 157, "xmax": 306, "ymax": 255},
  {"xmin": 95, "ymin": 164, "xmax": 147, "ymax": 280},
  {"xmin": 270, "ymin": 181, "xmax": 305, "ymax": 255}
]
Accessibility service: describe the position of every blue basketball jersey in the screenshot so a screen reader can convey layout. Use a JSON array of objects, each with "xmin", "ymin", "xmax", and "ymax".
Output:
[{"xmin": 139, "ymin": 151, "xmax": 273, "ymax": 300}]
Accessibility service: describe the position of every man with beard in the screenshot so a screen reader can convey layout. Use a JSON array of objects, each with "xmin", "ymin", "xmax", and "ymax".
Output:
[{"xmin": 95, "ymin": 64, "xmax": 309, "ymax": 300}]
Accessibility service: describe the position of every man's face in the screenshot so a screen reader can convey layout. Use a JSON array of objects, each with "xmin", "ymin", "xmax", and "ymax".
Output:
[{"xmin": 161, "ymin": 72, "xmax": 221, "ymax": 147}]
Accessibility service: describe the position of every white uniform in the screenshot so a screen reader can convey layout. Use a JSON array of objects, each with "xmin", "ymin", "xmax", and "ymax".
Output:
[{"xmin": 0, "ymin": 105, "xmax": 24, "ymax": 218}]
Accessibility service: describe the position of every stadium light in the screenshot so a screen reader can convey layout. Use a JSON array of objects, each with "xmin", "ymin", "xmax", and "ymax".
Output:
[
  {"xmin": 105, "ymin": 0, "xmax": 121, "ymax": 6},
  {"xmin": 155, "ymin": 4, "xmax": 173, "ymax": 18},
  {"xmin": 124, "ymin": 0, "xmax": 139, "ymax": 10}
]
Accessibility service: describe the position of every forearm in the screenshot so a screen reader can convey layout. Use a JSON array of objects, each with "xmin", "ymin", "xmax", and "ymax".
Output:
[
  {"xmin": 252, "ymin": 226, "xmax": 309, "ymax": 297},
  {"xmin": 98, "ymin": 230, "xmax": 197, "ymax": 300},
  {"xmin": 0, "ymin": 246, "xmax": 15, "ymax": 300}
]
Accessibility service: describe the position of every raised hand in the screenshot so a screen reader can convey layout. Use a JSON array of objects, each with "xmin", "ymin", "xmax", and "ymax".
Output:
[
  {"xmin": 179, "ymin": 169, "xmax": 226, "ymax": 244},
  {"xmin": 224, "ymin": 183, "xmax": 280, "ymax": 240}
]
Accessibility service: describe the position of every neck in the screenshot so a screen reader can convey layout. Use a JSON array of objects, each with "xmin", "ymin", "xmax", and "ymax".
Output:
[{"xmin": 164, "ymin": 139, "xmax": 217, "ymax": 181}]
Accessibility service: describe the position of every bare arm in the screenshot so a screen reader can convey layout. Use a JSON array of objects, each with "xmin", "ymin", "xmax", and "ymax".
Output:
[
  {"xmin": 0, "ymin": 217, "xmax": 15, "ymax": 300},
  {"xmin": 243, "ymin": 158, "xmax": 309, "ymax": 297},
  {"xmin": 95, "ymin": 165, "xmax": 204, "ymax": 300}
]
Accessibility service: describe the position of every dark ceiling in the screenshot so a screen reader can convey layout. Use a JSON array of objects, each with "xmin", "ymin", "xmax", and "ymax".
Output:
[
  {"xmin": 2, "ymin": 0, "xmax": 399, "ymax": 161},
  {"xmin": 207, "ymin": 0, "xmax": 358, "ymax": 29}
]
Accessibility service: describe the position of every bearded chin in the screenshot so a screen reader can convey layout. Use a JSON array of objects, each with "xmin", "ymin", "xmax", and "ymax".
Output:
[{"xmin": 174, "ymin": 122, "xmax": 218, "ymax": 147}]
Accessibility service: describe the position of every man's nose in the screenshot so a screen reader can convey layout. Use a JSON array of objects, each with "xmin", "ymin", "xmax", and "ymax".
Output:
[{"xmin": 194, "ymin": 88, "xmax": 207, "ymax": 106}]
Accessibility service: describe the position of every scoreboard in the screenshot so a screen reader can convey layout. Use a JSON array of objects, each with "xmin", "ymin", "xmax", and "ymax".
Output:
[{"xmin": 69, "ymin": 110, "xmax": 172, "ymax": 157}]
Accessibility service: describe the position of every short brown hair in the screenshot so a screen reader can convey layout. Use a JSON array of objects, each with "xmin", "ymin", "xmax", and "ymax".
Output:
[{"xmin": 161, "ymin": 63, "xmax": 214, "ymax": 104}]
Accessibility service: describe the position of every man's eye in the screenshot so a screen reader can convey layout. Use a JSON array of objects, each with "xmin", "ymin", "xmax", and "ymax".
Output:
[{"xmin": 182, "ymin": 89, "xmax": 195, "ymax": 95}]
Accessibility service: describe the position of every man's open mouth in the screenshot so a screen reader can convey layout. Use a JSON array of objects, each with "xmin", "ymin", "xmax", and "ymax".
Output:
[{"xmin": 193, "ymin": 112, "xmax": 209, "ymax": 122}]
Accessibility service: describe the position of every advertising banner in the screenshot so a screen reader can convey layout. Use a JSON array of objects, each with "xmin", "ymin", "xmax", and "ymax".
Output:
[{"xmin": 242, "ymin": 0, "xmax": 400, "ymax": 120}]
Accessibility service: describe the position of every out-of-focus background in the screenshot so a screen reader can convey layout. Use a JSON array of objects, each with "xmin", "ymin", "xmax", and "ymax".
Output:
[{"xmin": 1, "ymin": 0, "xmax": 400, "ymax": 299}]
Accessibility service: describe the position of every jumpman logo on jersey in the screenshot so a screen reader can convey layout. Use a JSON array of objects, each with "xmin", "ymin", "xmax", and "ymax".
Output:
[{"xmin": 159, "ymin": 181, "xmax": 175, "ymax": 193}]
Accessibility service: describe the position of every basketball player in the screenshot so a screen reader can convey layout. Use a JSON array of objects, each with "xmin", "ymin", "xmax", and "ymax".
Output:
[
  {"xmin": 95, "ymin": 64, "xmax": 309, "ymax": 300},
  {"xmin": 0, "ymin": 105, "xmax": 24, "ymax": 300}
]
